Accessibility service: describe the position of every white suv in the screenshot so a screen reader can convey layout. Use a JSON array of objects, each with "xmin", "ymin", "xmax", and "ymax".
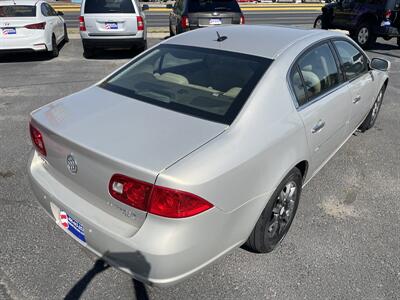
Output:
[{"xmin": 79, "ymin": 0, "xmax": 147, "ymax": 57}]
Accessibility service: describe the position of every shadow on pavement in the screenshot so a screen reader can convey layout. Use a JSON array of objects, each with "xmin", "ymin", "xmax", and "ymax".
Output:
[
  {"xmin": 83, "ymin": 48, "xmax": 142, "ymax": 60},
  {"xmin": 64, "ymin": 251, "xmax": 151, "ymax": 300}
]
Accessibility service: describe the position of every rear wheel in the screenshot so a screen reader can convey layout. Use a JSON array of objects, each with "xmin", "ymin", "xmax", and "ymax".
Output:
[
  {"xmin": 63, "ymin": 24, "xmax": 69, "ymax": 43},
  {"xmin": 245, "ymin": 168, "xmax": 302, "ymax": 253},
  {"xmin": 48, "ymin": 34, "xmax": 59, "ymax": 58},
  {"xmin": 351, "ymin": 23, "xmax": 376, "ymax": 49},
  {"xmin": 359, "ymin": 84, "xmax": 386, "ymax": 132}
]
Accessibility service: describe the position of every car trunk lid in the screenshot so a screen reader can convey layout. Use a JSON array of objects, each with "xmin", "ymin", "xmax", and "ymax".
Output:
[{"xmin": 30, "ymin": 86, "xmax": 227, "ymax": 232}]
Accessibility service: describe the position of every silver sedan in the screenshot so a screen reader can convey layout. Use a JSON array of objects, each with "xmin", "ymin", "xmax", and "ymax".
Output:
[{"xmin": 28, "ymin": 25, "xmax": 390, "ymax": 286}]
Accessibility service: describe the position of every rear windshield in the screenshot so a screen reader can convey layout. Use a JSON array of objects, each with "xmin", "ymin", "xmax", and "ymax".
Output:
[
  {"xmin": 386, "ymin": 0, "xmax": 400, "ymax": 10},
  {"xmin": 0, "ymin": 5, "xmax": 36, "ymax": 17},
  {"xmin": 188, "ymin": 0, "xmax": 241, "ymax": 13},
  {"xmin": 84, "ymin": 0, "xmax": 135, "ymax": 14},
  {"xmin": 101, "ymin": 45, "xmax": 272, "ymax": 124}
]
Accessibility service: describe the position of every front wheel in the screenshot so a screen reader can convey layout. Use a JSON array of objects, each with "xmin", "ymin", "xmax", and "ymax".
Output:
[
  {"xmin": 351, "ymin": 23, "xmax": 376, "ymax": 49},
  {"xmin": 245, "ymin": 168, "xmax": 302, "ymax": 253},
  {"xmin": 359, "ymin": 85, "xmax": 386, "ymax": 132}
]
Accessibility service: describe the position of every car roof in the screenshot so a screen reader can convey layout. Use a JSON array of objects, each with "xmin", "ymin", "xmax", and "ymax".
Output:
[
  {"xmin": 165, "ymin": 25, "xmax": 345, "ymax": 59},
  {"xmin": 0, "ymin": 0, "xmax": 42, "ymax": 6}
]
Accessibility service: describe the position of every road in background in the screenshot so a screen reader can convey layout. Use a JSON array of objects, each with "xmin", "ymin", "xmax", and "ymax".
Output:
[{"xmin": 63, "ymin": 10, "xmax": 320, "ymax": 29}]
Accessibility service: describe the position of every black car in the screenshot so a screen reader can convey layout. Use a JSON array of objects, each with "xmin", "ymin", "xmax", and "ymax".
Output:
[
  {"xmin": 168, "ymin": 0, "xmax": 245, "ymax": 36},
  {"xmin": 314, "ymin": 0, "xmax": 400, "ymax": 49}
]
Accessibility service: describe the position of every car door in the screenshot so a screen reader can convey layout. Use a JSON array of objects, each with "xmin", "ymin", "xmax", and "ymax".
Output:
[
  {"xmin": 290, "ymin": 42, "xmax": 353, "ymax": 175},
  {"xmin": 332, "ymin": 40, "xmax": 377, "ymax": 134},
  {"xmin": 46, "ymin": 4, "xmax": 64, "ymax": 41},
  {"xmin": 41, "ymin": 3, "xmax": 58, "ymax": 40},
  {"xmin": 331, "ymin": 0, "xmax": 356, "ymax": 29}
]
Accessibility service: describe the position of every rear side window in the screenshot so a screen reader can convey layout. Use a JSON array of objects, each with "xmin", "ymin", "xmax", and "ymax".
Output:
[
  {"xmin": 188, "ymin": 0, "xmax": 241, "ymax": 13},
  {"xmin": 84, "ymin": 0, "xmax": 135, "ymax": 14},
  {"xmin": 0, "ymin": 5, "xmax": 36, "ymax": 17},
  {"xmin": 333, "ymin": 40, "xmax": 368, "ymax": 80},
  {"xmin": 296, "ymin": 43, "xmax": 340, "ymax": 101},
  {"xmin": 102, "ymin": 44, "xmax": 272, "ymax": 124},
  {"xmin": 290, "ymin": 68, "xmax": 307, "ymax": 107}
]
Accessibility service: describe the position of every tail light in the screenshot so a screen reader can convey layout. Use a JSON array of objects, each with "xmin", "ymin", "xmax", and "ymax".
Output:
[
  {"xmin": 29, "ymin": 123, "xmax": 46, "ymax": 156},
  {"xmin": 240, "ymin": 15, "xmax": 245, "ymax": 24},
  {"xmin": 181, "ymin": 16, "xmax": 189, "ymax": 29},
  {"xmin": 384, "ymin": 9, "xmax": 392, "ymax": 19},
  {"xmin": 79, "ymin": 16, "xmax": 86, "ymax": 31},
  {"xmin": 137, "ymin": 16, "xmax": 144, "ymax": 31},
  {"xmin": 109, "ymin": 174, "xmax": 214, "ymax": 218},
  {"xmin": 25, "ymin": 22, "xmax": 46, "ymax": 30}
]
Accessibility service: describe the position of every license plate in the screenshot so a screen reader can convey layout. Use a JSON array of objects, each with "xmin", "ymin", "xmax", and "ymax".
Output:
[
  {"xmin": 2, "ymin": 28, "xmax": 16, "ymax": 35},
  {"xmin": 105, "ymin": 22, "xmax": 118, "ymax": 30},
  {"xmin": 59, "ymin": 210, "xmax": 86, "ymax": 244},
  {"xmin": 209, "ymin": 18, "xmax": 222, "ymax": 25}
]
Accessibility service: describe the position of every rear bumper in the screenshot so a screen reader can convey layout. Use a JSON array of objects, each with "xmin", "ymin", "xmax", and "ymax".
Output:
[
  {"xmin": 80, "ymin": 31, "xmax": 146, "ymax": 49},
  {"xmin": 0, "ymin": 35, "xmax": 49, "ymax": 52},
  {"xmin": 27, "ymin": 150, "xmax": 258, "ymax": 286},
  {"xmin": 376, "ymin": 26, "xmax": 400, "ymax": 37}
]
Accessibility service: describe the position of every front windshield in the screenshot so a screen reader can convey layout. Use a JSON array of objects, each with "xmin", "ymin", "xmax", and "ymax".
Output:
[{"xmin": 102, "ymin": 44, "xmax": 272, "ymax": 124}]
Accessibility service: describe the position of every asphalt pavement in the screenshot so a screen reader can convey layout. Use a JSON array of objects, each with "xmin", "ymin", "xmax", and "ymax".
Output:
[{"xmin": 1, "ymin": 27, "xmax": 400, "ymax": 300}]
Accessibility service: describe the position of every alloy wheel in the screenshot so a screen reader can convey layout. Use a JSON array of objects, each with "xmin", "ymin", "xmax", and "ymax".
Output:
[
  {"xmin": 358, "ymin": 27, "xmax": 369, "ymax": 45},
  {"xmin": 371, "ymin": 90, "xmax": 383, "ymax": 123},
  {"xmin": 267, "ymin": 181, "xmax": 297, "ymax": 239}
]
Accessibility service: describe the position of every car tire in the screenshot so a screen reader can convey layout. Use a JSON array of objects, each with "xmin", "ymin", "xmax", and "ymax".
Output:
[
  {"xmin": 169, "ymin": 24, "xmax": 175, "ymax": 37},
  {"xmin": 136, "ymin": 40, "xmax": 147, "ymax": 54},
  {"xmin": 245, "ymin": 167, "xmax": 302, "ymax": 253},
  {"xmin": 83, "ymin": 45, "xmax": 94, "ymax": 58},
  {"xmin": 358, "ymin": 84, "xmax": 386, "ymax": 132},
  {"xmin": 313, "ymin": 15, "xmax": 327, "ymax": 29},
  {"xmin": 63, "ymin": 24, "xmax": 69, "ymax": 43},
  {"xmin": 49, "ymin": 34, "xmax": 59, "ymax": 58},
  {"xmin": 351, "ymin": 22, "xmax": 376, "ymax": 49},
  {"xmin": 397, "ymin": 37, "xmax": 400, "ymax": 47}
]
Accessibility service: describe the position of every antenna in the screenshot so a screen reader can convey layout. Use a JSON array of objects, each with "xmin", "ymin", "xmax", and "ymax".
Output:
[{"xmin": 216, "ymin": 31, "xmax": 227, "ymax": 42}]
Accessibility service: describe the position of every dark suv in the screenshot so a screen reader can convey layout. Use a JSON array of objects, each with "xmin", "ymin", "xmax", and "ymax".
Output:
[
  {"xmin": 168, "ymin": 0, "xmax": 244, "ymax": 36},
  {"xmin": 314, "ymin": 0, "xmax": 400, "ymax": 49}
]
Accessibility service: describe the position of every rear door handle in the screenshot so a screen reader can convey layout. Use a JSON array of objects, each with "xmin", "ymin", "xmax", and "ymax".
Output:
[
  {"xmin": 311, "ymin": 120, "xmax": 325, "ymax": 134},
  {"xmin": 353, "ymin": 95, "xmax": 361, "ymax": 104}
]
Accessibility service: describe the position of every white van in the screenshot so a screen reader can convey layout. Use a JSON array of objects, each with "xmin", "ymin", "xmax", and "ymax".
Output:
[{"xmin": 79, "ymin": 0, "xmax": 147, "ymax": 57}]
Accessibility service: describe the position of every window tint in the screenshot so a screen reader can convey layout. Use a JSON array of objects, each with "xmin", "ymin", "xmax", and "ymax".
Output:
[
  {"xmin": 333, "ymin": 40, "xmax": 368, "ymax": 80},
  {"xmin": 188, "ymin": 0, "xmax": 241, "ymax": 13},
  {"xmin": 290, "ymin": 68, "xmax": 307, "ymax": 107},
  {"xmin": 46, "ymin": 4, "xmax": 57, "ymax": 16},
  {"xmin": 102, "ymin": 45, "xmax": 272, "ymax": 124},
  {"xmin": 84, "ymin": 0, "xmax": 135, "ymax": 14},
  {"xmin": 0, "ymin": 5, "xmax": 36, "ymax": 17},
  {"xmin": 297, "ymin": 43, "xmax": 340, "ymax": 100}
]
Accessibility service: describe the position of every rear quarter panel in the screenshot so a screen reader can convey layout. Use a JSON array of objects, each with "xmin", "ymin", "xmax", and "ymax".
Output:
[{"xmin": 155, "ymin": 51, "xmax": 311, "ymax": 244}]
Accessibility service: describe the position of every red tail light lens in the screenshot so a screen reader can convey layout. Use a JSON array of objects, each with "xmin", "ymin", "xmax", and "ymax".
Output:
[
  {"xmin": 29, "ymin": 123, "xmax": 46, "ymax": 156},
  {"xmin": 79, "ymin": 16, "xmax": 86, "ymax": 31},
  {"xmin": 25, "ymin": 22, "xmax": 46, "ymax": 30},
  {"xmin": 148, "ymin": 186, "xmax": 213, "ymax": 218},
  {"xmin": 384, "ymin": 9, "xmax": 392, "ymax": 19},
  {"xmin": 137, "ymin": 16, "xmax": 144, "ymax": 31},
  {"xmin": 181, "ymin": 16, "xmax": 189, "ymax": 29},
  {"xmin": 240, "ymin": 15, "xmax": 245, "ymax": 24},
  {"xmin": 109, "ymin": 174, "xmax": 152, "ymax": 211},
  {"xmin": 108, "ymin": 174, "xmax": 214, "ymax": 218}
]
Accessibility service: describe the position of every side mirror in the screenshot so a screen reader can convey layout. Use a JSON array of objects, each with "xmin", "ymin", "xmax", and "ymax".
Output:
[
  {"xmin": 370, "ymin": 58, "xmax": 390, "ymax": 72},
  {"xmin": 142, "ymin": 4, "xmax": 149, "ymax": 11},
  {"xmin": 166, "ymin": 4, "xmax": 173, "ymax": 9},
  {"xmin": 57, "ymin": 11, "xmax": 64, "ymax": 16}
]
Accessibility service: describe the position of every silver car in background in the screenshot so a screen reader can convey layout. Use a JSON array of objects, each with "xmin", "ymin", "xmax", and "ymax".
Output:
[
  {"xmin": 79, "ymin": 0, "xmax": 147, "ymax": 57},
  {"xmin": 28, "ymin": 25, "xmax": 389, "ymax": 286}
]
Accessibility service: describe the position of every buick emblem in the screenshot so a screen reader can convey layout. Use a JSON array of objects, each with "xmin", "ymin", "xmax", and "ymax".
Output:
[{"xmin": 66, "ymin": 154, "xmax": 78, "ymax": 174}]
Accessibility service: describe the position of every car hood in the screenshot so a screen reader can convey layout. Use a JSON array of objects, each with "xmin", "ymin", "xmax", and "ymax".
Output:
[{"xmin": 31, "ymin": 86, "xmax": 227, "ymax": 176}]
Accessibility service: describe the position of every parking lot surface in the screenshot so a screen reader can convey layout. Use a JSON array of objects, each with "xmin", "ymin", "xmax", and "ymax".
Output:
[{"xmin": 0, "ymin": 37, "xmax": 399, "ymax": 299}]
